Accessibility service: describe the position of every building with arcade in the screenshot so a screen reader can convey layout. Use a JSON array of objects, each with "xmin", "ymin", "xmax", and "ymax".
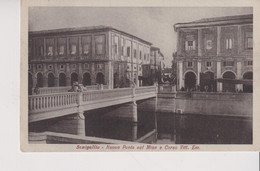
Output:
[
  {"xmin": 28, "ymin": 26, "xmax": 152, "ymax": 94},
  {"xmin": 173, "ymin": 14, "xmax": 253, "ymax": 92}
]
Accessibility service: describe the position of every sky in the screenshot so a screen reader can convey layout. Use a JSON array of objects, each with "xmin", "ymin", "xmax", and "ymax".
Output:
[{"xmin": 29, "ymin": 7, "xmax": 252, "ymax": 67}]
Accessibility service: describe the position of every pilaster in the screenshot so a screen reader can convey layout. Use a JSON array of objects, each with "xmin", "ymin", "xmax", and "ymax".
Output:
[
  {"xmin": 217, "ymin": 26, "xmax": 221, "ymax": 56},
  {"xmin": 198, "ymin": 29, "xmax": 202, "ymax": 56},
  {"xmin": 178, "ymin": 61, "xmax": 184, "ymax": 90},
  {"xmin": 217, "ymin": 61, "xmax": 222, "ymax": 92}
]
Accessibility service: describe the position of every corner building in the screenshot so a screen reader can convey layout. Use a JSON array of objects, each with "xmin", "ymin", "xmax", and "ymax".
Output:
[
  {"xmin": 28, "ymin": 26, "xmax": 152, "ymax": 92},
  {"xmin": 174, "ymin": 14, "xmax": 253, "ymax": 92}
]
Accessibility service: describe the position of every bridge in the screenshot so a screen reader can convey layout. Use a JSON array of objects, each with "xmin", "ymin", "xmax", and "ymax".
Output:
[
  {"xmin": 31, "ymin": 84, "xmax": 109, "ymax": 95},
  {"xmin": 29, "ymin": 86, "xmax": 157, "ymax": 123}
]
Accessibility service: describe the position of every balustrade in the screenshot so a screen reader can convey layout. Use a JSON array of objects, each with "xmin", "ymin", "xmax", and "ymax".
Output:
[
  {"xmin": 29, "ymin": 92, "xmax": 78, "ymax": 111},
  {"xmin": 82, "ymin": 88, "xmax": 133, "ymax": 102},
  {"xmin": 29, "ymin": 86, "xmax": 157, "ymax": 113},
  {"xmin": 32, "ymin": 85, "xmax": 109, "ymax": 95}
]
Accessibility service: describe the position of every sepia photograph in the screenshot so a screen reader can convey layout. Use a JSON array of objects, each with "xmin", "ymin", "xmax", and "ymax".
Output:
[{"xmin": 22, "ymin": 4, "xmax": 257, "ymax": 151}]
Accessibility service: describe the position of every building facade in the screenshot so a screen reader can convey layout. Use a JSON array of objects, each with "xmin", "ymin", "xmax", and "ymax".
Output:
[
  {"xmin": 142, "ymin": 47, "xmax": 164, "ymax": 85},
  {"xmin": 28, "ymin": 26, "xmax": 152, "ymax": 93},
  {"xmin": 173, "ymin": 14, "xmax": 253, "ymax": 92}
]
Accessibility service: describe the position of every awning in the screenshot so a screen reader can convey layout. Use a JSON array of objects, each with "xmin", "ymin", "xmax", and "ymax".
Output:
[{"xmin": 215, "ymin": 78, "xmax": 253, "ymax": 85}]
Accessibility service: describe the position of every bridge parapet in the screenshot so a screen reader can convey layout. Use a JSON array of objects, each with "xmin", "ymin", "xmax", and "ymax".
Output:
[
  {"xmin": 82, "ymin": 88, "xmax": 133, "ymax": 102},
  {"xmin": 29, "ymin": 92, "xmax": 78, "ymax": 112},
  {"xmin": 135, "ymin": 86, "xmax": 157, "ymax": 94},
  {"xmin": 32, "ymin": 85, "xmax": 109, "ymax": 95},
  {"xmin": 29, "ymin": 86, "xmax": 157, "ymax": 122}
]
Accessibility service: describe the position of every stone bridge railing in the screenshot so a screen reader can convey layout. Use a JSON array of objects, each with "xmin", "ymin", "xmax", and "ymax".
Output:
[
  {"xmin": 28, "ymin": 86, "xmax": 157, "ymax": 122},
  {"xmin": 28, "ymin": 92, "xmax": 78, "ymax": 112},
  {"xmin": 32, "ymin": 84, "xmax": 109, "ymax": 95},
  {"xmin": 82, "ymin": 88, "xmax": 133, "ymax": 102}
]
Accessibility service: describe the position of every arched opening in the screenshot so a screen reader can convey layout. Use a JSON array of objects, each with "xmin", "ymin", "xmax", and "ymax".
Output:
[
  {"xmin": 184, "ymin": 72, "xmax": 196, "ymax": 90},
  {"xmin": 200, "ymin": 72, "xmax": 216, "ymax": 92},
  {"xmin": 243, "ymin": 72, "xmax": 253, "ymax": 93},
  {"xmin": 96, "ymin": 72, "xmax": 104, "ymax": 85},
  {"xmin": 48, "ymin": 73, "xmax": 55, "ymax": 87},
  {"xmin": 36, "ymin": 72, "xmax": 43, "ymax": 87},
  {"xmin": 83, "ymin": 73, "xmax": 91, "ymax": 86},
  {"xmin": 222, "ymin": 71, "xmax": 236, "ymax": 92},
  {"xmin": 113, "ymin": 72, "xmax": 119, "ymax": 88},
  {"xmin": 28, "ymin": 73, "xmax": 33, "ymax": 95},
  {"xmin": 59, "ymin": 73, "xmax": 66, "ymax": 87},
  {"xmin": 71, "ymin": 73, "xmax": 78, "ymax": 86}
]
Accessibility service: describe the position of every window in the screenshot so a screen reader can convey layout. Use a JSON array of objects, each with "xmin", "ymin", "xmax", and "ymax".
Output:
[
  {"xmin": 140, "ymin": 51, "xmax": 142, "ymax": 59},
  {"xmin": 185, "ymin": 40, "xmax": 195, "ymax": 51},
  {"xmin": 48, "ymin": 65, "xmax": 53, "ymax": 70},
  {"xmin": 127, "ymin": 47, "xmax": 131, "ymax": 57},
  {"xmin": 84, "ymin": 63, "xmax": 89, "ymax": 69},
  {"xmin": 38, "ymin": 46, "xmax": 44, "ymax": 56},
  {"xmin": 187, "ymin": 61, "xmax": 193, "ymax": 67},
  {"xmin": 206, "ymin": 40, "xmax": 212, "ymax": 50},
  {"xmin": 97, "ymin": 64, "xmax": 103, "ymax": 69},
  {"xmin": 96, "ymin": 44, "xmax": 104, "ymax": 55},
  {"xmin": 83, "ymin": 44, "xmax": 90, "ymax": 55},
  {"xmin": 134, "ymin": 49, "xmax": 137, "ymax": 58},
  {"xmin": 59, "ymin": 45, "xmax": 65, "ymax": 55},
  {"xmin": 122, "ymin": 46, "xmax": 124, "ymax": 56},
  {"xmin": 223, "ymin": 61, "xmax": 234, "ymax": 67},
  {"xmin": 95, "ymin": 35, "xmax": 105, "ymax": 55},
  {"xmin": 206, "ymin": 61, "xmax": 212, "ymax": 67},
  {"xmin": 72, "ymin": 64, "xmax": 76, "ymax": 69},
  {"xmin": 71, "ymin": 44, "xmax": 77, "ymax": 55},
  {"xmin": 245, "ymin": 32, "xmax": 253, "ymax": 49},
  {"xmin": 82, "ymin": 36, "xmax": 91, "ymax": 55},
  {"xmin": 144, "ymin": 54, "xmax": 146, "ymax": 60},
  {"xmin": 247, "ymin": 37, "xmax": 253, "ymax": 49},
  {"xmin": 147, "ymin": 54, "xmax": 150, "ymax": 61},
  {"xmin": 113, "ymin": 36, "xmax": 119, "ymax": 55},
  {"xmin": 225, "ymin": 38, "xmax": 232, "ymax": 49},
  {"xmin": 114, "ymin": 44, "xmax": 118, "ymax": 54},
  {"xmin": 248, "ymin": 61, "xmax": 253, "ymax": 66},
  {"xmin": 127, "ymin": 65, "xmax": 130, "ymax": 69},
  {"xmin": 60, "ymin": 64, "xmax": 65, "ymax": 70},
  {"xmin": 47, "ymin": 46, "xmax": 53, "ymax": 56},
  {"xmin": 37, "ymin": 64, "xmax": 42, "ymax": 70},
  {"xmin": 139, "ymin": 66, "xmax": 141, "ymax": 71},
  {"xmin": 245, "ymin": 61, "xmax": 253, "ymax": 66}
]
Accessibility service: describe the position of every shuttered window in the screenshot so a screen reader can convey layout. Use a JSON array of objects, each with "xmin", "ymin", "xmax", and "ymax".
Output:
[{"xmin": 185, "ymin": 40, "xmax": 195, "ymax": 51}]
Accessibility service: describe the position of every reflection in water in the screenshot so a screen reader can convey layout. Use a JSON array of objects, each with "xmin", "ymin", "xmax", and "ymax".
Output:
[
  {"xmin": 85, "ymin": 110, "xmax": 155, "ymax": 142},
  {"xmin": 85, "ymin": 104, "xmax": 252, "ymax": 144},
  {"xmin": 156, "ymin": 113, "xmax": 252, "ymax": 144}
]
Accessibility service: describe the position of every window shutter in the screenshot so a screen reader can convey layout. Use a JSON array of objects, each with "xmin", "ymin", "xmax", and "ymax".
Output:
[
  {"xmin": 185, "ymin": 41, "xmax": 188, "ymax": 51},
  {"xmin": 226, "ymin": 39, "xmax": 228, "ymax": 49},
  {"xmin": 229, "ymin": 39, "xmax": 232, "ymax": 49},
  {"xmin": 192, "ymin": 40, "xmax": 196, "ymax": 50}
]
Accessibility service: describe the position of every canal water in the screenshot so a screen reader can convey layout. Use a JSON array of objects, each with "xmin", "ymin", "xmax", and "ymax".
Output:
[
  {"xmin": 84, "ymin": 109, "xmax": 252, "ymax": 144},
  {"xmin": 29, "ymin": 98, "xmax": 252, "ymax": 144}
]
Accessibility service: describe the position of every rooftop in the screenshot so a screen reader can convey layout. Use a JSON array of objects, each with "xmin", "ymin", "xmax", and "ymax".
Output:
[
  {"xmin": 174, "ymin": 14, "xmax": 253, "ymax": 31},
  {"xmin": 29, "ymin": 25, "xmax": 152, "ymax": 45}
]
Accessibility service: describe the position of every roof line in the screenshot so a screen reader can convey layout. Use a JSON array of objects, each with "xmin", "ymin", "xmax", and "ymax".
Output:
[{"xmin": 29, "ymin": 25, "xmax": 152, "ymax": 45}]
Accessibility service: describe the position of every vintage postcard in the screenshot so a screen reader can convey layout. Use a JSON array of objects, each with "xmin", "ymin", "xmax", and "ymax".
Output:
[{"xmin": 20, "ymin": 0, "xmax": 260, "ymax": 151}]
